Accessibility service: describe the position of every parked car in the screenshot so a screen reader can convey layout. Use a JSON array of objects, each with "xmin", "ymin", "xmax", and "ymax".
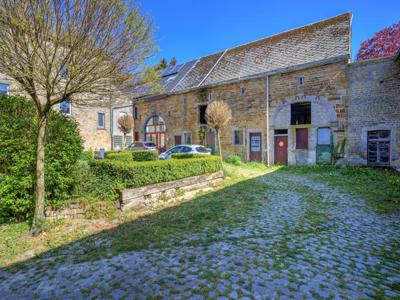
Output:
[
  {"xmin": 127, "ymin": 141, "xmax": 158, "ymax": 151},
  {"xmin": 159, "ymin": 144, "xmax": 211, "ymax": 159}
]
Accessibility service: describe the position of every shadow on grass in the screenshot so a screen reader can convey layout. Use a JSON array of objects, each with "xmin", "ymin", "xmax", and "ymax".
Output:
[{"xmin": 1, "ymin": 169, "xmax": 273, "ymax": 273}]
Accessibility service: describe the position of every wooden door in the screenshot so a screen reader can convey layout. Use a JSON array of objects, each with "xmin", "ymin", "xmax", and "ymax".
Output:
[
  {"xmin": 174, "ymin": 135, "xmax": 182, "ymax": 146},
  {"xmin": 249, "ymin": 132, "xmax": 262, "ymax": 161},
  {"xmin": 274, "ymin": 136, "xmax": 288, "ymax": 165},
  {"xmin": 296, "ymin": 128, "xmax": 308, "ymax": 149}
]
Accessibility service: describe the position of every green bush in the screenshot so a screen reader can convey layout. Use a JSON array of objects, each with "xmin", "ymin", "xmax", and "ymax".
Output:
[
  {"xmin": 131, "ymin": 150, "xmax": 158, "ymax": 162},
  {"xmin": 225, "ymin": 154, "xmax": 244, "ymax": 166},
  {"xmin": 0, "ymin": 95, "xmax": 83, "ymax": 222},
  {"xmin": 172, "ymin": 153, "xmax": 207, "ymax": 159},
  {"xmin": 81, "ymin": 151, "xmax": 94, "ymax": 161},
  {"xmin": 89, "ymin": 156, "xmax": 222, "ymax": 190},
  {"xmin": 105, "ymin": 151, "xmax": 133, "ymax": 161}
]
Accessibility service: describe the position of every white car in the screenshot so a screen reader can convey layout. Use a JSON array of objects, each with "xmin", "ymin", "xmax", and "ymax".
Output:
[{"xmin": 159, "ymin": 144, "xmax": 211, "ymax": 159}]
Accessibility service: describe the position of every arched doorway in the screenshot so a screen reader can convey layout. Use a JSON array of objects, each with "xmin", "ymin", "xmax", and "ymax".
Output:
[{"xmin": 144, "ymin": 115, "xmax": 167, "ymax": 152}]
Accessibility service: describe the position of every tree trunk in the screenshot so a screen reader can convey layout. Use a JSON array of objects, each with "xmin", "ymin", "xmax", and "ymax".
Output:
[
  {"xmin": 31, "ymin": 114, "xmax": 48, "ymax": 236},
  {"xmin": 216, "ymin": 129, "xmax": 223, "ymax": 168}
]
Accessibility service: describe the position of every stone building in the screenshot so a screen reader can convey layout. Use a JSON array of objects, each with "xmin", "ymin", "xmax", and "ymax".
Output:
[
  {"xmin": 346, "ymin": 52, "xmax": 400, "ymax": 167},
  {"xmin": 129, "ymin": 13, "xmax": 351, "ymax": 165}
]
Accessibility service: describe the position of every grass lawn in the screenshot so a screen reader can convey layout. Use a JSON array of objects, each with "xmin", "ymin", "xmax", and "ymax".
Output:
[{"xmin": 1, "ymin": 163, "xmax": 399, "ymax": 269}]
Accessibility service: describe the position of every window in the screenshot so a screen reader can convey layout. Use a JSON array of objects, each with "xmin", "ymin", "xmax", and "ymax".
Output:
[
  {"xmin": 113, "ymin": 135, "xmax": 123, "ymax": 150},
  {"xmin": 367, "ymin": 130, "xmax": 391, "ymax": 165},
  {"xmin": 274, "ymin": 129, "xmax": 288, "ymax": 135},
  {"xmin": 60, "ymin": 64, "xmax": 68, "ymax": 80},
  {"xmin": 60, "ymin": 100, "xmax": 71, "ymax": 115},
  {"xmin": 291, "ymin": 102, "xmax": 311, "ymax": 125},
  {"xmin": 134, "ymin": 107, "xmax": 138, "ymax": 120},
  {"xmin": 207, "ymin": 92, "xmax": 212, "ymax": 101},
  {"xmin": 183, "ymin": 132, "xmax": 192, "ymax": 144},
  {"xmin": 98, "ymin": 112, "xmax": 105, "ymax": 129},
  {"xmin": 296, "ymin": 128, "xmax": 308, "ymax": 150},
  {"xmin": 240, "ymin": 87, "xmax": 245, "ymax": 96},
  {"xmin": 0, "ymin": 83, "xmax": 9, "ymax": 95},
  {"xmin": 199, "ymin": 105, "xmax": 207, "ymax": 125},
  {"xmin": 317, "ymin": 128, "xmax": 331, "ymax": 145},
  {"xmin": 196, "ymin": 146, "xmax": 209, "ymax": 153},
  {"xmin": 181, "ymin": 146, "xmax": 192, "ymax": 153},
  {"xmin": 298, "ymin": 75, "xmax": 305, "ymax": 86},
  {"xmin": 233, "ymin": 129, "xmax": 244, "ymax": 145}
]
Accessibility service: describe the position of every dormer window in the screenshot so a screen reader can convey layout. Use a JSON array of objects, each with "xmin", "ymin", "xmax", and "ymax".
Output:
[
  {"xmin": 298, "ymin": 75, "xmax": 305, "ymax": 86},
  {"xmin": 60, "ymin": 99, "xmax": 72, "ymax": 116}
]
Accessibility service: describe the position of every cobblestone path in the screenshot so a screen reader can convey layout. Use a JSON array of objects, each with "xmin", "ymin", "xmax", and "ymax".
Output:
[{"xmin": 1, "ymin": 172, "xmax": 399, "ymax": 299}]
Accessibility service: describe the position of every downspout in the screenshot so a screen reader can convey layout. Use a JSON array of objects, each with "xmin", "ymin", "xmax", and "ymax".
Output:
[
  {"xmin": 110, "ymin": 90, "xmax": 113, "ymax": 150},
  {"xmin": 266, "ymin": 76, "xmax": 271, "ymax": 167}
]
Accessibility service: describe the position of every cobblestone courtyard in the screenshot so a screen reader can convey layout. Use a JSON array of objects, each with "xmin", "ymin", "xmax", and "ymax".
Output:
[{"xmin": 1, "ymin": 171, "xmax": 400, "ymax": 299}]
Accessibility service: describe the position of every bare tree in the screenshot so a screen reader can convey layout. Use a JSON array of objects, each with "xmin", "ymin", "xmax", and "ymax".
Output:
[
  {"xmin": 0, "ymin": 0, "xmax": 157, "ymax": 235},
  {"xmin": 205, "ymin": 101, "xmax": 232, "ymax": 164},
  {"xmin": 118, "ymin": 114, "xmax": 134, "ymax": 149}
]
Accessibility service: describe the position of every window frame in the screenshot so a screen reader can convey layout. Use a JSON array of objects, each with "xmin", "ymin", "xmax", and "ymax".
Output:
[
  {"xmin": 297, "ymin": 75, "xmax": 305, "ymax": 87},
  {"xmin": 0, "ymin": 83, "xmax": 9, "ymax": 95},
  {"xmin": 60, "ymin": 99, "xmax": 72, "ymax": 116},
  {"xmin": 199, "ymin": 104, "xmax": 208, "ymax": 125},
  {"xmin": 183, "ymin": 131, "xmax": 192, "ymax": 145},
  {"xmin": 98, "ymin": 112, "xmax": 105, "ymax": 129},
  {"xmin": 232, "ymin": 128, "xmax": 245, "ymax": 146},
  {"xmin": 291, "ymin": 102, "xmax": 311, "ymax": 125}
]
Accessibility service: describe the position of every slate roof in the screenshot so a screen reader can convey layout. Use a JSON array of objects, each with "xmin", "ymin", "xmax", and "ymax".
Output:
[{"xmin": 144, "ymin": 13, "xmax": 351, "ymax": 99}]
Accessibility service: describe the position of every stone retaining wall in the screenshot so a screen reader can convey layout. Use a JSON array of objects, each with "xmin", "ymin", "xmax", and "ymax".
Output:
[
  {"xmin": 119, "ymin": 171, "xmax": 224, "ymax": 211},
  {"xmin": 45, "ymin": 202, "xmax": 85, "ymax": 220}
]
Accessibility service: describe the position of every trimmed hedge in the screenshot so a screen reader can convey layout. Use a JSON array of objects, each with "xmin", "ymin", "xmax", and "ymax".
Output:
[
  {"xmin": 90, "ymin": 155, "xmax": 221, "ymax": 189},
  {"xmin": 105, "ymin": 151, "xmax": 133, "ymax": 161},
  {"xmin": 131, "ymin": 150, "xmax": 158, "ymax": 162},
  {"xmin": 172, "ymin": 153, "xmax": 208, "ymax": 159},
  {"xmin": 105, "ymin": 150, "xmax": 158, "ymax": 162}
]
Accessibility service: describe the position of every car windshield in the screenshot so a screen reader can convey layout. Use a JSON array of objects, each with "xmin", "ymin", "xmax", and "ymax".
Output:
[
  {"xmin": 196, "ymin": 146, "xmax": 209, "ymax": 153},
  {"xmin": 145, "ymin": 142, "xmax": 156, "ymax": 147}
]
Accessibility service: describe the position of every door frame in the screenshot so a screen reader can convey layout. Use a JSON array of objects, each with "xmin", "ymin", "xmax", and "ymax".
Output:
[
  {"xmin": 274, "ymin": 131, "xmax": 288, "ymax": 165},
  {"xmin": 246, "ymin": 128, "xmax": 264, "ymax": 161}
]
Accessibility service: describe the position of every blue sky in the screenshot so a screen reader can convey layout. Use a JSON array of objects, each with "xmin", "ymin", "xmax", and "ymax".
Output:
[{"xmin": 141, "ymin": 0, "xmax": 400, "ymax": 65}]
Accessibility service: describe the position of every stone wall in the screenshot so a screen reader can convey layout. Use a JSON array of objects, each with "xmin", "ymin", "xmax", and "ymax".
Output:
[
  {"xmin": 347, "ymin": 57, "xmax": 400, "ymax": 167},
  {"xmin": 119, "ymin": 171, "xmax": 224, "ymax": 211},
  {"xmin": 45, "ymin": 202, "xmax": 85, "ymax": 220}
]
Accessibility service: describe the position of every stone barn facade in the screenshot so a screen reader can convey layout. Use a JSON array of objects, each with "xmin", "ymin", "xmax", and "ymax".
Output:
[{"xmin": 129, "ymin": 13, "xmax": 351, "ymax": 165}]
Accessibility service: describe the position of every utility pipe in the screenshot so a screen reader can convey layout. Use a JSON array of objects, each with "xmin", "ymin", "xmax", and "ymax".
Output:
[{"xmin": 266, "ymin": 76, "xmax": 271, "ymax": 167}]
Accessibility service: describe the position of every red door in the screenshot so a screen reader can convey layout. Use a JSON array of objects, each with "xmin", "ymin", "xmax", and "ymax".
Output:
[
  {"xmin": 249, "ymin": 132, "xmax": 262, "ymax": 161},
  {"xmin": 174, "ymin": 135, "xmax": 182, "ymax": 145},
  {"xmin": 274, "ymin": 136, "xmax": 288, "ymax": 165}
]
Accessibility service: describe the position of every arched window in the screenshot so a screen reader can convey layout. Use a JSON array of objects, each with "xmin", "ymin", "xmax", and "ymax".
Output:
[{"xmin": 144, "ymin": 115, "xmax": 166, "ymax": 151}]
